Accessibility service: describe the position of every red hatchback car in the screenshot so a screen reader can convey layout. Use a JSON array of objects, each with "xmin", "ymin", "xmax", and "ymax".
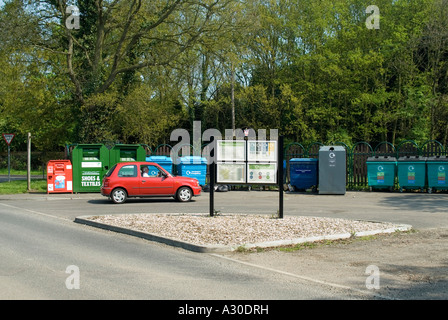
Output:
[{"xmin": 101, "ymin": 162, "xmax": 202, "ymax": 204}]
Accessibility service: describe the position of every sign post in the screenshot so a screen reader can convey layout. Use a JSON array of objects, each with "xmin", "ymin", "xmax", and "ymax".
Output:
[
  {"xmin": 209, "ymin": 137, "xmax": 216, "ymax": 217},
  {"xmin": 2, "ymin": 133, "xmax": 15, "ymax": 182},
  {"xmin": 27, "ymin": 132, "xmax": 31, "ymax": 191},
  {"xmin": 278, "ymin": 136, "xmax": 284, "ymax": 219}
]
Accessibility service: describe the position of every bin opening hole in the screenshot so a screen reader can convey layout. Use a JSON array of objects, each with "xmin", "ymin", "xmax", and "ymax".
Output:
[{"xmin": 330, "ymin": 147, "xmax": 334, "ymax": 151}]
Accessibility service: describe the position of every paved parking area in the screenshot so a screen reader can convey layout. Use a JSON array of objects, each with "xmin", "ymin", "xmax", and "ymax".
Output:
[{"xmin": 1, "ymin": 189, "xmax": 446, "ymax": 230}]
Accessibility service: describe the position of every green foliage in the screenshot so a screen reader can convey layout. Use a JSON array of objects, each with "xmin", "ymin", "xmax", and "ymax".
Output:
[
  {"xmin": 1, "ymin": 0, "xmax": 448, "ymax": 151},
  {"xmin": 76, "ymin": 92, "xmax": 118, "ymax": 143},
  {"xmin": 114, "ymin": 85, "xmax": 184, "ymax": 147}
]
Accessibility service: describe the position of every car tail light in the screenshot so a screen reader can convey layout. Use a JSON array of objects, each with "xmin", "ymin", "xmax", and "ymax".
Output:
[{"xmin": 103, "ymin": 178, "xmax": 110, "ymax": 187}]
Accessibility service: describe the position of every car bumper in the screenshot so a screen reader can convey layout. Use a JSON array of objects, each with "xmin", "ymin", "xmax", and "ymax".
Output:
[
  {"xmin": 101, "ymin": 187, "xmax": 112, "ymax": 197},
  {"xmin": 192, "ymin": 186, "xmax": 202, "ymax": 196}
]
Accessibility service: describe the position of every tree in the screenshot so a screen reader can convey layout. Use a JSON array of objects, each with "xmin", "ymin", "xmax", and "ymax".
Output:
[
  {"xmin": 0, "ymin": 1, "xmax": 74, "ymax": 151},
  {"xmin": 4, "ymin": 0, "xmax": 238, "ymax": 143}
]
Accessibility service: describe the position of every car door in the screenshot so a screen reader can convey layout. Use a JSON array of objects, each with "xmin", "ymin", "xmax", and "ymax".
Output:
[
  {"xmin": 140, "ymin": 164, "xmax": 174, "ymax": 195},
  {"xmin": 116, "ymin": 164, "xmax": 140, "ymax": 196}
]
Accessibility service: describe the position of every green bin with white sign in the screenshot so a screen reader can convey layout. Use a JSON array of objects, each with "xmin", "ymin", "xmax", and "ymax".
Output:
[
  {"xmin": 72, "ymin": 144, "xmax": 110, "ymax": 192},
  {"xmin": 109, "ymin": 144, "xmax": 146, "ymax": 168}
]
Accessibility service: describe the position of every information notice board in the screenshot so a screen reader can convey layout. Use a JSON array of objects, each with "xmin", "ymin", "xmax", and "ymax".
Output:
[
  {"xmin": 216, "ymin": 140, "xmax": 278, "ymax": 185},
  {"xmin": 210, "ymin": 136, "xmax": 284, "ymax": 218},
  {"xmin": 216, "ymin": 162, "xmax": 246, "ymax": 183},
  {"xmin": 247, "ymin": 140, "xmax": 277, "ymax": 162},
  {"xmin": 216, "ymin": 140, "xmax": 246, "ymax": 161},
  {"xmin": 247, "ymin": 163, "xmax": 277, "ymax": 184}
]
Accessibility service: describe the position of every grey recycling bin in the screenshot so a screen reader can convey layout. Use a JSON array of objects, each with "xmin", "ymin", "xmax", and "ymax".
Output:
[{"xmin": 318, "ymin": 146, "xmax": 346, "ymax": 195}]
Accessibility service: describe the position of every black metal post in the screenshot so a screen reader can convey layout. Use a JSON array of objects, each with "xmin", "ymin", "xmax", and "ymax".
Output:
[
  {"xmin": 209, "ymin": 139, "xmax": 215, "ymax": 217},
  {"xmin": 278, "ymin": 135, "xmax": 284, "ymax": 219}
]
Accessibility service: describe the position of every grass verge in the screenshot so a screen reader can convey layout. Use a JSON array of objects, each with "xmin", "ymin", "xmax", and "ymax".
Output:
[
  {"xmin": 0, "ymin": 179, "xmax": 47, "ymax": 194},
  {"xmin": 0, "ymin": 168, "xmax": 44, "ymax": 176},
  {"xmin": 236, "ymin": 231, "xmax": 415, "ymax": 253},
  {"xmin": 234, "ymin": 237, "xmax": 372, "ymax": 253}
]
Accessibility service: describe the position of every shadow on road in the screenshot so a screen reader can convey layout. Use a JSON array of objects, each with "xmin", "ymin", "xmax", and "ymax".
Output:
[
  {"xmin": 87, "ymin": 198, "xmax": 199, "ymax": 205},
  {"xmin": 379, "ymin": 193, "xmax": 448, "ymax": 212}
]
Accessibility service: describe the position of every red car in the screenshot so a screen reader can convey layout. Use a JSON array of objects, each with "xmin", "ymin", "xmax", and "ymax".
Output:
[{"xmin": 101, "ymin": 162, "xmax": 202, "ymax": 204}]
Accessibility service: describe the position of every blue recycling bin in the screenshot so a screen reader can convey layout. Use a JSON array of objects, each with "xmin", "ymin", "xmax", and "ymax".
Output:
[
  {"xmin": 177, "ymin": 156, "xmax": 207, "ymax": 186},
  {"xmin": 289, "ymin": 158, "xmax": 318, "ymax": 191},
  {"xmin": 146, "ymin": 156, "xmax": 173, "ymax": 174}
]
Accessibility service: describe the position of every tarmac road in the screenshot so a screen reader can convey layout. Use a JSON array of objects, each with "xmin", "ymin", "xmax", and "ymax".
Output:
[
  {"xmin": 0, "ymin": 189, "xmax": 447, "ymax": 300},
  {"xmin": 2, "ymin": 204, "xmax": 364, "ymax": 301},
  {"xmin": 0, "ymin": 175, "xmax": 44, "ymax": 183}
]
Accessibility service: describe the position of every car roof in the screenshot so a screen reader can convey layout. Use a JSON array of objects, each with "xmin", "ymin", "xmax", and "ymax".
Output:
[{"xmin": 117, "ymin": 161, "xmax": 159, "ymax": 166}]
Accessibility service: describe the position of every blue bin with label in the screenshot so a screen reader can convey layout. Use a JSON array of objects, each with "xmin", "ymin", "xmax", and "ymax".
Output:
[
  {"xmin": 146, "ymin": 156, "xmax": 173, "ymax": 174},
  {"xmin": 177, "ymin": 156, "xmax": 207, "ymax": 185},
  {"xmin": 289, "ymin": 158, "xmax": 318, "ymax": 191}
]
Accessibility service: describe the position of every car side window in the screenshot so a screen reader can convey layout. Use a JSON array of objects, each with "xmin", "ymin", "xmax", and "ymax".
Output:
[
  {"xmin": 117, "ymin": 165, "xmax": 137, "ymax": 177},
  {"xmin": 141, "ymin": 165, "xmax": 162, "ymax": 178}
]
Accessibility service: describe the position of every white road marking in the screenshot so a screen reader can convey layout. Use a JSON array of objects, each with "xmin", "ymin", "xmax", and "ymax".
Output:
[{"xmin": 210, "ymin": 253, "xmax": 397, "ymax": 300}]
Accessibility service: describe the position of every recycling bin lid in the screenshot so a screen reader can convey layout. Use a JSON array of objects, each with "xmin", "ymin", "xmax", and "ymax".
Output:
[
  {"xmin": 73, "ymin": 143, "xmax": 105, "ymax": 150},
  {"xmin": 319, "ymin": 146, "xmax": 345, "ymax": 152},
  {"xmin": 148, "ymin": 155, "xmax": 172, "ymax": 161},
  {"xmin": 367, "ymin": 156, "xmax": 397, "ymax": 162},
  {"xmin": 426, "ymin": 155, "xmax": 448, "ymax": 162},
  {"xmin": 290, "ymin": 158, "xmax": 318, "ymax": 162},
  {"xmin": 112, "ymin": 143, "xmax": 140, "ymax": 147},
  {"xmin": 398, "ymin": 156, "xmax": 427, "ymax": 161},
  {"xmin": 179, "ymin": 156, "xmax": 207, "ymax": 164}
]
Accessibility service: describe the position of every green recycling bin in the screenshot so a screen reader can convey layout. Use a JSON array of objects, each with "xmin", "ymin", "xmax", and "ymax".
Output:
[
  {"xmin": 72, "ymin": 144, "xmax": 110, "ymax": 193},
  {"xmin": 397, "ymin": 156, "xmax": 427, "ymax": 192},
  {"xmin": 109, "ymin": 144, "xmax": 146, "ymax": 168},
  {"xmin": 426, "ymin": 156, "xmax": 448, "ymax": 193},
  {"xmin": 367, "ymin": 156, "xmax": 397, "ymax": 191}
]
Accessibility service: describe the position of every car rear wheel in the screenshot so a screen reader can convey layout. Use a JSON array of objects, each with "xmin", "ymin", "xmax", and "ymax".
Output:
[
  {"xmin": 111, "ymin": 188, "xmax": 127, "ymax": 204},
  {"xmin": 176, "ymin": 187, "xmax": 192, "ymax": 202}
]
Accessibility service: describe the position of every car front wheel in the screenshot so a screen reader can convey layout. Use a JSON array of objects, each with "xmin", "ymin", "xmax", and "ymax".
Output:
[
  {"xmin": 111, "ymin": 188, "xmax": 127, "ymax": 204},
  {"xmin": 176, "ymin": 187, "xmax": 192, "ymax": 202}
]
